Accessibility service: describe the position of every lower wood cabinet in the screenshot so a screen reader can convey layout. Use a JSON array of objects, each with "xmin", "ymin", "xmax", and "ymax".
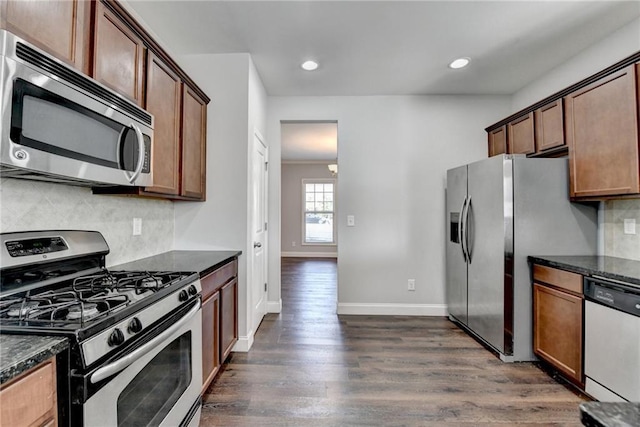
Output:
[
  {"xmin": 532, "ymin": 265, "xmax": 584, "ymax": 386},
  {"xmin": 0, "ymin": 357, "xmax": 57, "ymax": 427},
  {"xmin": 220, "ymin": 278, "xmax": 238, "ymax": 362},
  {"xmin": 201, "ymin": 259, "xmax": 238, "ymax": 393},
  {"xmin": 201, "ymin": 290, "xmax": 220, "ymax": 393}
]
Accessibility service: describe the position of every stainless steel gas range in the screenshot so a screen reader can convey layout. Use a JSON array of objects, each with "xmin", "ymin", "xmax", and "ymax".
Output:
[{"xmin": 0, "ymin": 230, "xmax": 202, "ymax": 427}]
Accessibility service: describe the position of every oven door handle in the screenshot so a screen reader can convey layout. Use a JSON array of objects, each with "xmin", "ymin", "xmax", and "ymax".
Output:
[{"xmin": 90, "ymin": 300, "xmax": 200, "ymax": 384}]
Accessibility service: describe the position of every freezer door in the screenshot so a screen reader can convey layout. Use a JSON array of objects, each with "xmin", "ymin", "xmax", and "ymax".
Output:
[
  {"xmin": 466, "ymin": 155, "xmax": 513, "ymax": 354},
  {"xmin": 446, "ymin": 165, "xmax": 468, "ymax": 324}
]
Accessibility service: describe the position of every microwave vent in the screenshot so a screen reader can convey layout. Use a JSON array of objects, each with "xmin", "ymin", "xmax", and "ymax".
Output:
[
  {"xmin": 15, "ymin": 43, "xmax": 152, "ymax": 127},
  {"xmin": 1, "ymin": 165, "xmax": 113, "ymax": 187}
]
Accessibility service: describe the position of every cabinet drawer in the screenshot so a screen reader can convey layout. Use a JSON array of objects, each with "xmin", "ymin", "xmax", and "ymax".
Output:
[
  {"xmin": 0, "ymin": 357, "xmax": 57, "ymax": 427},
  {"xmin": 533, "ymin": 264, "xmax": 582, "ymax": 294},
  {"xmin": 201, "ymin": 260, "xmax": 237, "ymax": 300}
]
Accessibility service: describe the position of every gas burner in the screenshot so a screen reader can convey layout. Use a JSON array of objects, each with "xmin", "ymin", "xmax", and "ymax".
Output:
[
  {"xmin": 139, "ymin": 276, "xmax": 163, "ymax": 289},
  {"xmin": 66, "ymin": 303, "xmax": 100, "ymax": 321},
  {"xmin": 7, "ymin": 301, "xmax": 40, "ymax": 317}
]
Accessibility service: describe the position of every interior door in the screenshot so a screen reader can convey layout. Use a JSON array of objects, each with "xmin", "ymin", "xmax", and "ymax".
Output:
[
  {"xmin": 466, "ymin": 155, "xmax": 510, "ymax": 354},
  {"xmin": 250, "ymin": 132, "xmax": 268, "ymax": 334},
  {"xmin": 446, "ymin": 165, "xmax": 468, "ymax": 324}
]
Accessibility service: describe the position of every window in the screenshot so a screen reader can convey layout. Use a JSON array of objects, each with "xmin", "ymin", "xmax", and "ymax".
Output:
[{"xmin": 303, "ymin": 179, "xmax": 336, "ymax": 244}]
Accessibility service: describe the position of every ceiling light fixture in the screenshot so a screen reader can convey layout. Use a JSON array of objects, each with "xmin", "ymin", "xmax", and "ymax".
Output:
[
  {"xmin": 449, "ymin": 57, "xmax": 471, "ymax": 69},
  {"xmin": 301, "ymin": 60, "xmax": 319, "ymax": 71}
]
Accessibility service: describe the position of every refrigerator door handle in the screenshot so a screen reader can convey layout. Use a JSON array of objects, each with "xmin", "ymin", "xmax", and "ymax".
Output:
[
  {"xmin": 459, "ymin": 196, "xmax": 468, "ymax": 263},
  {"xmin": 464, "ymin": 196, "xmax": 473, "ymax": 263}
]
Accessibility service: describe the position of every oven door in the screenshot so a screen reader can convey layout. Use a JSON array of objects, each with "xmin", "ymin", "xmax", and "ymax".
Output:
[{"xmin": 82, "ymin": 300, "xmax": 202, "ymax": 427}]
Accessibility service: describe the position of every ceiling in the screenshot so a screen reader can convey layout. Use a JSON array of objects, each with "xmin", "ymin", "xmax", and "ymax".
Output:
[{"xmin": 125, "ymin": 0, "xmax": 639, "ymax": 160}]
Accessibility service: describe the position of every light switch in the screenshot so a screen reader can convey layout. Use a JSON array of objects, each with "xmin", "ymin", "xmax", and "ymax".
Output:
[
  {"xmin": 133, "ymin": 218, "xmax": 142, "ymax": 236},
  {"xmin": 347, "ymin": 215, "xmax": 355, "ymax": 227},
  {"xmin": 623, "ymin": 218, "xmax": 636, "ymax": 235}
]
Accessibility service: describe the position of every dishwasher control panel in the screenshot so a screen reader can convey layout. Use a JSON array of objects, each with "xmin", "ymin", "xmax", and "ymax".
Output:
[{"xmin": 584, "ymin": 277, "xmax": 640, "ymax": 317}]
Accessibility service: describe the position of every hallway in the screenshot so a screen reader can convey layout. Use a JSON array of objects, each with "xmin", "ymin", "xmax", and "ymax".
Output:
[{"xmin": 200, "ymin": 257, "xmax": 586, "ymax": 426}]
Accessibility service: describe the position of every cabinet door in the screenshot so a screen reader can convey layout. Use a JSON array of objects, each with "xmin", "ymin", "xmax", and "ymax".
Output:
[
  {"xmin": 488, "ymin": 126, "xmax": 507, "ymax": 157},
  {"xmin": 535, "ymin": 100, "xmax": 564, "ymax": 153},
  {"xmin": 181, "ymin": 86, "xmax": 207, "ymax": 199},
  {"xmin": 0, "ymin": 357, "xmax": 57, "ymax": 427},
  {"xmin": 533, "ymin": 283, "xmax": 583, "ymax": 384},
  {"xmin": 566, "ymin": 65, "xmax": 639, "ymax": 198},
  {"xmin": 144, "ymin": 52, "xmax": 181, "ymax": 195},
  {"xmin": 202, "ymin": 292, "xmax": 220, "ymax": 393},
  {"xmin": 508, "ymin": 113, "xmax": 535, "ymax": 155},
  {"xmin": 1, "ymin": 0, "xmax": 90, "ymax": 73},
  {"xmin": 220, "ymin": 279, "xmax": 238, "ymax": 362},
  {"xmin": 93, "ymin": 1, "xmax": 145, "ymax": 106}
]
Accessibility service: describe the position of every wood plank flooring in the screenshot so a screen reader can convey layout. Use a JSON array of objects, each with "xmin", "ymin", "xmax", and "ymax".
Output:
[{"xmin": 201, "ymin": 257, "xmax": 587, "ymax": 426}]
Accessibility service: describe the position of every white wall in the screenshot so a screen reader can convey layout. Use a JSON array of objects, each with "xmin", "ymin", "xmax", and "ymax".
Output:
[
  {"xmin": 267, "ymin": 95, "xmax": 511, "ymax": 315},
  {"xmin": 172, "ymin": 53, "xmax": 252, "ymax": 345},
  {"xmin": 511, "ymin": 17, "xmax": 640, "ymax": 261},
  {"xmin": 281, "ymin": 162, "xmax": 338, "ymax": 256}
]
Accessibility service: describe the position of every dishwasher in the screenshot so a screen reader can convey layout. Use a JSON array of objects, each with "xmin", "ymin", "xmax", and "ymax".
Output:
[{"xmin": 583, "ymin": 276, "xmax": 640, "ymax": 402}]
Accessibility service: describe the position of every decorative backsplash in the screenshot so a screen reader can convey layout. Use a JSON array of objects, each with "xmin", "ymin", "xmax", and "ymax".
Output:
[
  {"xmin": 603, "ymin": 199, "xmax": 640, "ymax": 261},
  {"xmin": 0, "ymin": 178, "xmax": 174, "ymax": 266}
]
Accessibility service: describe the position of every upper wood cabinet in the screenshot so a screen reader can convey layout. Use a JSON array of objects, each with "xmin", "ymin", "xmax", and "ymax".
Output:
[
  {"xmin": 92, "ymin": 0, "xmax": 145, "ymax": 106},
  {"xmin": 144, "ymin": 52, "xmax": 181, "ymax": 196},
  {"xmin": 534, "ymin": 99, "xmax": 565, "ymax": 153},
  {"xmin": 565, "ymin": 64, "xmax": 640, "ymax": 199},
  {"xmin": 0, "ymin": 0, "xmax": 90, "ymax": 73},
  {"xmin": 507, "ymin": 112, "xmax": 535, "ymax": 155},
  {"xmin": 181, "ymin": 86, "xmax": 207, "ymax": 200},
  {"xmin": 488, "ymin": 126, "xmax": 507, "ymax": 157}
]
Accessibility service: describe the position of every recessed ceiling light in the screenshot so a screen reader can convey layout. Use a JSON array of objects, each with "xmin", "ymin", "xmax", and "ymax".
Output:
[
  {"xmin": 449, "ymin": 57, "xmax": 471, "ymax": 69},
  {"xmin": 301, "ymin": 60, "xmax": 319, "ymax": 71}
]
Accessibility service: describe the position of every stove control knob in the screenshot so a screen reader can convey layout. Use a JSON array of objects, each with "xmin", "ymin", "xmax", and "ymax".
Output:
[
  {"xmin": 108, "ymin": 329, "xmax": 125, "ymax": 347},
  {"xmin": 128, "ymin": 317, "xmax": 143, "ymax": 334},
  {"xmin": 188, "ymin": 285, "xmax": 197, "ymax": 296},
  {"xmin": 179, "ymin": 289, "xmax": 189, "ymax": 302}
]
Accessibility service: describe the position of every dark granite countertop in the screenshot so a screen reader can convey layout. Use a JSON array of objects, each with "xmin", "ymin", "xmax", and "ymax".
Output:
[
  {"xmin": 580, "ymin": 402, "xmax": 640, "ymax": 427},
  {"xmin": 0, "ymin": 334, "xmax": 68, "ymax": 384},
  {"xmin": 528, "ymin": 256, "xmax": 640, "ymax": 287},
  {"xmin": 112, "ymin": 250, "xmax": 242, "ymax": 278}
]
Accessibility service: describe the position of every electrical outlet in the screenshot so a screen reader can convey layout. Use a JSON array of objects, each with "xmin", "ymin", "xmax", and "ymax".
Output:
[
  {"xmin": 292, "ymin": 241, "xmax": 296, "ymax": 247},
  {"xmin": 347, "ymin": 215, "xmax": 355, "ymax": 227},
  {"xmin": 624, "ymin": 218, "xmax": 636, "ymax": 235},
  {"xmin": 408, "ymin": 279, "xmax": 416, "ymax": 291},
  {"xmin": 132, "ymin": 218, "xmax": 142, "ymax": 236}
]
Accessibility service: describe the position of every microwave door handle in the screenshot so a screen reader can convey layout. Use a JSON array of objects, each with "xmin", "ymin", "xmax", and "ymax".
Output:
[
  {"xmin": 90, "ymin": 300, "xmax": 201, "ymax": 384},
  {"xmin": 126, "ymin": 123, "xmax": 146, "ymax": 184}
]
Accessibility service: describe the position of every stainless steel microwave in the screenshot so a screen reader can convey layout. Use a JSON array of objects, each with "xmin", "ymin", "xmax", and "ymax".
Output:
[{"xmin": 0, "ymin": 30, "xmax": 153, "ymax": 187}]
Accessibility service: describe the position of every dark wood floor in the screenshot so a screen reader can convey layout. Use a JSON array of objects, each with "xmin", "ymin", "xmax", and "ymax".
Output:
[{"xmin": 201, "ymin": 257, "xmax": 586, "ymax": 426}]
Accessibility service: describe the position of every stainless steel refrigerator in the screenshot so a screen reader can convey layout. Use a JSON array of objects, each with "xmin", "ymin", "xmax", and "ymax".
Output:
[{"xmin": 446, "ymin": 155, "xmax": 597, "ymax": 361}]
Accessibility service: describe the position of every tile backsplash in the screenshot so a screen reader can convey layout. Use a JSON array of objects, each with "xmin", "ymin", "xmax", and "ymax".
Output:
[
  {"xmin": 603, "ymin": 199, "xmax": 640, "ymax": 261},
  {"xmin": 0, "ymin": 178, "xmax": 174, "ymax": 266}
]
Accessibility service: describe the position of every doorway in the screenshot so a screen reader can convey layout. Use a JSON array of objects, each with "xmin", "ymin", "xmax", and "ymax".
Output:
[{"xmin": 280, "ymin": 121, "xmax": 338, "ymax": 309}]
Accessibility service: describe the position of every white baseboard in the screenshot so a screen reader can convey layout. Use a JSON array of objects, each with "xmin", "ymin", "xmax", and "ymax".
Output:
[
  {"xmin": 281, "ymin": 251, "xmax": 337, "ymax": 258},
  {"xmin": 267, "ymin": 299, "xmax": 282, "ymax": 313},
  {"xmin": 336, "ymin": 303, "xmax": 448, "ymax": 316},
  {"xmin": 232, "ymin": 332, "xmax": 254, "ymax": 352}
]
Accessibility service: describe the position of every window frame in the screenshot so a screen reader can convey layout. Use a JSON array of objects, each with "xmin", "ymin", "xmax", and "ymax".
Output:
[{"xmin": 301, "ymin": 178, "xmax": 337, "ymax": 246}]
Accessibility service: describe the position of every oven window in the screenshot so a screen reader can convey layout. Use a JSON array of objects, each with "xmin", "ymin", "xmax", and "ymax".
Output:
[{"xmin": 117, "ymin": 332, "xmax": 192, "ymax": 427}]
